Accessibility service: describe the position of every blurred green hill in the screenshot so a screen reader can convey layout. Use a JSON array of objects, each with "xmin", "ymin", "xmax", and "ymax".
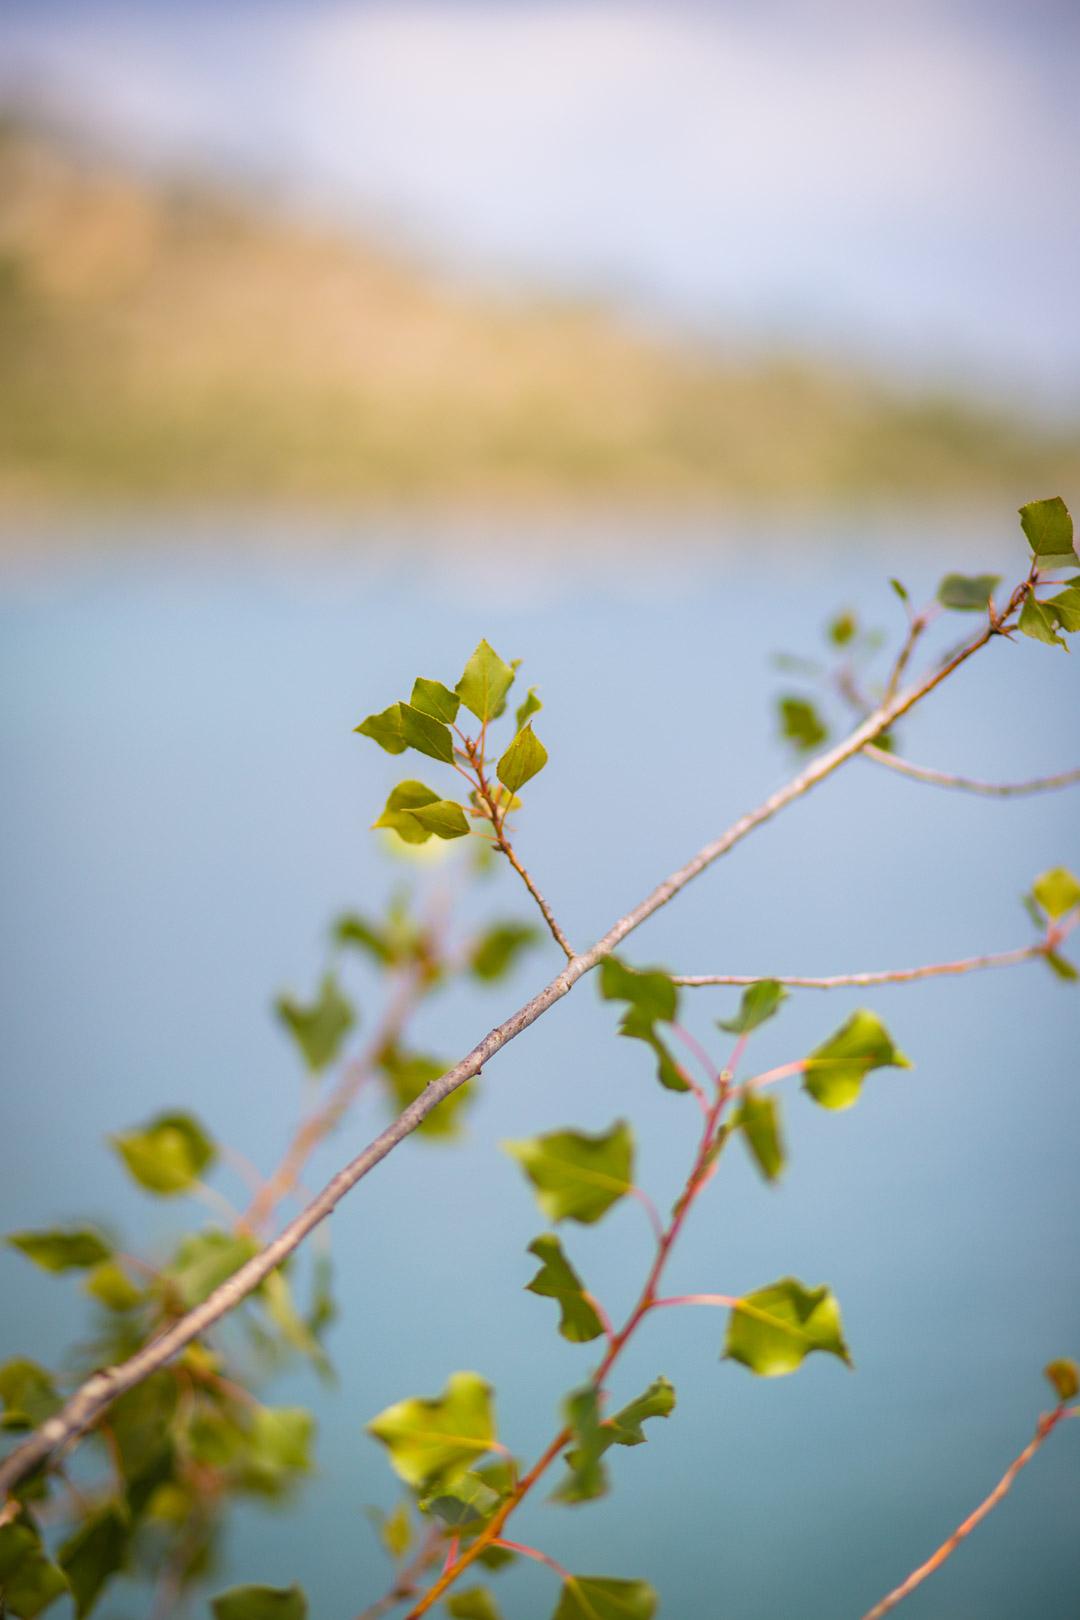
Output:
[{"xmin": 1, "ymin": 116, "xmax": 1076, "ymax": 512}]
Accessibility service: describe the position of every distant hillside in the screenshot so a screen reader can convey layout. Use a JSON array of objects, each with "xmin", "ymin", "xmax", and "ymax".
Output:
[{"xmin": 1, "ymin": 118, "xmax": 1076, "ymax": 511}]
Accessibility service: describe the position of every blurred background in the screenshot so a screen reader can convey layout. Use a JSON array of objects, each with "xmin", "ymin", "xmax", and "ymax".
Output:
[{"xmin": 1, "ymin": 2, "xmax": 1078, "ymax": 1617}]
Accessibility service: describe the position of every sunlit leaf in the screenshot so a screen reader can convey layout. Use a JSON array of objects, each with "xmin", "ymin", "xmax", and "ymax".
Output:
[
  {"xmin": 332, "ymin": 912, "xmax": 393, "ymax": 965},
  {"xmin": 7, "ymin": 1228, "xmax": 112, "ymax": 1273},
  {"xmin": 420, "ymin": 1471, "xmax": 504, "ymax": 1530},
  {"xmin": 447, "ymin": 1588, "xmax": 504, "ymax": 1620},
  {"xmin": 163, "ymin": 1231, "xmax": 259, "ymax": 1311},
  {"xmin": 515, "ymin": 687, "xmax": 543, "ymax": 730},
  {"xmin": 367, "ymin": 1372, "xmax": 497, "ymax": 1492},
  {"xmin": 400, "ymin": 703, "xmax": 456, "ymax": 764},
  {"xmin": 889, "ymin": 578, "xmax": 910, "ymax": 604},
  {"xmin": 552, "ymin": 1575, "xmax": 657, "ymax": 1620},
  {"xmin": 84, "ymin": 1260, "xmax": 142, "ymax": 1312},
  {"xmin": 0, "ymin": 1359, "xmax": 61, "ymax": 1432},
  {"xmin": 732, "ymin": 1091, "xmax": 785, "ymax": 1183},
  {"xmin": 778, "ymin": 696, "xmax": 827, "ymax": 751},
  {"xmin": 803, "ymin": 1010, "xmax": 910, "ymax": 1110},
  {"xmin": 1018, "ymin": 598, "xmax": 1068, "ymax": 650},
  {"xmin": 525, "ymin": 1235, "xmax": 605, "ymax": 1343},
  {"xmin": 717, "ymin": 979, "xmax": 787, "ymax": 1035},
  {"xmin": 259, "ymin": 1268, "xmax": 332, "ymax": 1377},
  {"xmin": 375, "ymin": 781, "xmax": 469, "ymax": 842},
  {"xmin": 410, "ymin": 678, "xmax": 460, "ymax": 724},
  {"xmin": 725, "ymin": 1277, "xmax": 851, "ymax": 1376},
  {"xmin": 503, "ymin": 1122, "xmax": 635, "ymax": 1225},
  {"xmin": 111, "ymin": 1111, "xmax": 217, "ymax": 1195},
  {"xmin": 275, "ymin": 974, "xmax": 354, "ymax": 1073},
  {"xmin": 936, "ymin": 573, "xmax": 1001, "ymax": 611},
  {"xmin": 210, "ymin": 1585, "xmax": 308, "ymax": 1620},
  {"xmin": 598, "ymin": 959, "xmax": 677, "ymax": 1024},
  {"xmin": 497, "ymin": 725, "xmax": 548, "ymax": 793},
  {"xmin": 1045, "ymin": 1358, "xmax": 1079, "ymax": 1402},
  {"xmin": 456, "ymin": 641, "xmax": 516, "ymax": 724},
  {"xmin": 1044, "ymin": 949, "xmax": 1078, "ymax": 982},
  {"xmin": 1045, "ymin": 584, "xmax": 1080, "ymax": 632},
  {"xmin": 555, "ymin": 1378, "xmax": 675, "ymax": 1504},
  {"xmin": 827, "ymin": 611, "xmax": 856, "ymax": 646},
  {"xmin": 1019, "ymin": 496, "xmax": 1077, "ymax": 569},
  {"xmin": 380, "ymin": 1501, "xmax": 412, "ymax": 1561},
  {"xmin": 1032, "ymin": 866, "xmax": 1080, "ymax": 919},
  {"xmin": 355, "ymin": 703, "xmax": 408, "ymax": 755}
]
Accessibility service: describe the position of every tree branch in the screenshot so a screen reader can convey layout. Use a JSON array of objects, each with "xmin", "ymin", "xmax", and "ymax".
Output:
[
  {"xmin": 861, "ymin": 1404, "xmax": 1074, "ymax": 1620},
  {"xmin": 863, "ymin": 746, "xmax": 1080, "ymax": 797},
  {"xmin": 673, "ymin": 942, "xmax": 1046, "ymax": 989},
  {"xmin": 0, "ymin": 594, "xmax": 1024, "ymax": 1497}
]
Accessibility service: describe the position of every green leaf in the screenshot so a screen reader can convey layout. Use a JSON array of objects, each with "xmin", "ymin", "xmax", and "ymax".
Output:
[
  {"xmin": 804, "ymin": 1009, "xmax": 911, "ymax": 1110},
  {"xmin": 0, "ymin": 1359, "xmax": 61, "ymax": 1432},
  {"xmin": 779, "ymin": 696, "xmax": 828, "ymax": 751},
  {"xmin": 380, "ymin": 1501, "xmax": 412, "ymax": 1560},
  {"xmin": 936, "ymin": 572, "xmax": 1001, "ymax": 611},
  {"xmin": 163, "ymin": 1230, "xmax": 259, "ymax": 1311},
  {"xmin": 111, "ymin": 1111, "xmax": 217, "ymax": 1195},
  {"xmin": 555, "ymin": 1378, "xmax": 675, "ymax": 1505},
  {"xmin": 355, "ymin": 703, "xmax": 408, "ymax": 755},
  {"xmin": 1045, "ymin": 1358, "xmax": 1079, "ymax": 1402},
  {"xmin": 275, "ymin": 974, "xmax": 354, "ymax": 1073},
  {"xmin": 375, "ymin": 782, "xmax": 470, "ymax": 843},
  {"xmin": 496, "ymin": 725, "xmax": 548, "ymax": 793},
  {"xmin": 725, "ymin": 1277, "xmax": 852, "ymax": 1377},
  {"xmin": 84, "ymin": 1260, "xmax": 142, "ymax": 1312},
  {"xmin": 1019, "ymin": 496, "xmax": 1077, "ymax": 569},
  {"xmin": 469, "ymin": 922, "xmax": 540, "ymax": 982},
  {"xmin": 367, "ymin": 1372, "xmax": 497, "ymax": 1493},
  {"xmin": 827, "ymin": 611, "xmax": 857, "ymax": 646},
  {"xmin": 889, "ymin": 578, "xmax": 910, "ymax": 604},
  {"xmin": 598, "ymin": 959, "xmax": 677, "ymax": 1024},
  {"xmin": 420, "ymin": 1472, "xmax": 503, "ymax": 1529},
  {"xmin": 1018, "ymin": 598, "xmax": 1068, "ymax": 650},
  {"xmin": 552, "ymin": 1576, "xmax": 657, "ymax": 1620},
  {"xmin": 210, "ymin": 1585, "xmax": 308, "ymax": 1620},
  {"xmin": 456, "ymin": 641, "xmax": 516, "ymax": 724},
  {"xmin": 1032, "ymin": 866, "xmax": 1080, "ymax": 919},
  {"xmin": 400, "ymin": 703, "xmax": 456, "ymax": 764},
  {"xmin": 447, "ymin": 1587, "xmax": 504, "ymax": 1620},
  {"xmin": 410, "ymin": 678, "xmax": 460, "ymax": 723},
  {"xmin": 503, "ymin": 1121, "xmax": 635, "ymax": 1225},
  {"xmin": 378, "ymin": 1046, "xmax": 469, "ymax": 1138},
  {"xmin": 57, "ymin": 1504, "xmax": 130, "ymax": 1618},
  {"xmin": 260, "ymin": 1268, "xmax": 332, "ymax": 1376},
  {"xmin": 1045, "ymin": 584, "xmax": 1080, "ymax": 632},
  {"xmin": 332, "ymin": 912, "xmax": 393, "ymax": 965},
  {"xmin": 409, "ymin": 800, "xmax": 470, "ymax": 840},
  {"xmin": 7, "ymin": 1228, "xmax": 111, "ymax": 1273},
  {"xmin": 1044, "ymin": 949, "xmax": 1079, "ymax": 982},
  {"xmin": 717, "ymin": 979, "xmax": 788, "ymax": 1035},
  {"xmin": 0, "ymin": 1522, "xmax": 69, "ymax": 1617},
  {"xmin": 247, "ymin": 1406, "xmax": 315, "ymax": 1485},
  {"xmin": 525, "ymin": 1235, "xmax": 605, "ymax": 1343},
  {"xmin": 733, "ymin": 1090, "xmax": 785, "ymax": 1183},
  {"xmin": 515, "ymin": 687, "xmax": 543, "ymax": 730}
]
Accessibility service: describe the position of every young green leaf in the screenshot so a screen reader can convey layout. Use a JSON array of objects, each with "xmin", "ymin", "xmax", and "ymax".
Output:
[
  {"xmin": 496, "ymin": 724, "xmax": 548, "ymax": 794},
  {"xmin": 503, "ymin": 1122, "xmax": 635, "ymax": 1225},
  {"xmin": 420, "ymin": 1471, "xmax": 504, "ymax": 1530},
  {"xmin": 367, "ymin": 1372, "xmax": 497, "ymax": 1493},
  {"xmin": 778, "ymin": 696, "xmax": 828, "ymax": 751},
  {"xmin": 803, "ymin": 1009, "xmax": 910, "ymax": 1110},
  {"xmin": 7, "ymin": 1228, "xmax": 112, "ymax": 1273},
  {"xmin": 0, "ymin": 1359, "xmax": 61, "ymax": 1431},
  {"xmin": 399, "ymin": 703, "xmax": 456, "ymax": 763},
  {"xmin": 469, "ymin": 922, "xmax": 540, "ymax": 982},
  {"xmin": 84, "ymin": 1260, "xmax": 142, "ymax": 1312},
  {"xmin": 552, "ymin": 1576, "xmax": 657, "ymax": 1620},
  {"xmin": 1045, "ymin": 584, "xmax": 1080, "ymax": 632},
  {"xmin": 410, "ymin": 677, "xmax": 460, "ymax": 723},
  {"xmin": 1019, "ymin": 496, "xmax": 1078, "ymax": 569},
  {"xmin": 374, "ymin": 780, "xmax": 442, "ymax": 844},
  {"xmin": 354, "ymin": 703, "xmax": 408, "ymax": 755},
  {"xmin": 1045, "ymin": 1358, "xmax": 1079, "ymax": 1402},
  {"xmin": 725, "ymin": 1277, "xmax": 852, "ymax": 1376},
  {"xmin": 210, "ymin": 1585, "xmax": 309, "ymax": 1620},
  {"xmin": 732, "ymin": 1091, "xmax": 785, "ymax": 1183},
  {"xmin": 332, "ymin": 912, "xmax": 394, "ymax": 964},
  {"xmin": 379, "ymin": 1500, "xmax": 412, "ymax": 1561},
  {"xmin": 717, "ymin": 979, "xmax": 787, "ymax": 1035},
  {"xmin": 601, "ymin": 1377, "xmax": 676, "ymax": 1449},
  {"xmin": 525, "ymin": 1235, "xmax": 606, "ymax": 1343},
  {"xmin": 617, "ymin": 1010, "xmax": 690, "ymax": 1093},
  {"xmin": 162, "ymin": 1231, "xmax": 259, "ymax": 1311},
  {"xmin": 889, "ymin": 578, "xmax": 910, "ymax": 604},
  {"xmin": 378, "ymin": 1046, "xmax": 470, "ymax": 1138},
  {"xmin": 515, "ymin": 686, "xmax": 543, "ymax": 730},
  {"xmin": 58, "ymin": 1504, "xmax": 130, "ymax": 1618},
  {"xmin": 598, "ymin": 959, "xmax": 678, "ymax": 1024},
  {"xmin": 447, "ymin": 1587, "xmax": 504, "ymax": 1620},
  {"xmin": 275, "ymin": 974, "xmax": 354, "ymax": 1074},
  {"xmin": 1032, "ymin": 866, "xmax": 1080, "ymax": 919},
  {"xmin": 456, "ymin": 641, "xmax": 515, "ymax": 724},
  {"xmin": 1018, "ymin": 598, "xmax": 1068, "ymax": 650},
  {"xmin": 111, "ymin": 1111, "xmax": 217, "ymax": 1195},
  {"xmin": 0, "ymin": 1521, "xmax": 69, "ymax": 1617},
  {"xmin": 1044, "ymin": 949, "xmax": 1078, "ymax": 982},
  {"xmin": 827, "ymin": 611, "xmax": 857, "ymax": 646},
  {"xmin": 936, "ymin": 573, "xmax": 1001, "ymax": 611},
  {"xmin": 554, "ymin": 1378, "xmax": 675, "ymax": 1505}
]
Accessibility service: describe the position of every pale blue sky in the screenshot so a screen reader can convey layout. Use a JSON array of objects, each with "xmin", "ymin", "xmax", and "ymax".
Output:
[{"xmin": 2, "ymin": 0, "xmax": 1078, "ymax": 406}]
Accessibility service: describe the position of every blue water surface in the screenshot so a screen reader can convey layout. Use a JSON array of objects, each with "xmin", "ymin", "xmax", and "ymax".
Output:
[{"xmin": 1, "ymin": 514, "xmax": 1078, "ymax": 1619}]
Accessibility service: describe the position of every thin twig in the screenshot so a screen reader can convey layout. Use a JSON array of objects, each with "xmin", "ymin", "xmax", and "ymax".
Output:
[
  {"xmin": 0, "ymin": 587, "xmax": 1030, "ymax": 1498},
  {"xmin": 861, "ymin": 1405, "xmax": 1074, "ymax": 1620},
  {"xmin": 673, "ymin": 943, "xmax": 1046, "ymax": 989},
  {"xmin": 863, "ymin": 747, "xmax": 1080, "ymax": 798},
  {"xmin": 469, "ymin": 740, "xmax": 576, "ymax": 961}
]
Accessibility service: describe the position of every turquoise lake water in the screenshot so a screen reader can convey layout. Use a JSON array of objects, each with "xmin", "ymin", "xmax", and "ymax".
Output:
[{"xmin": 1, "ymin": 516, "xmax": 1078, "ymax": 1618}]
